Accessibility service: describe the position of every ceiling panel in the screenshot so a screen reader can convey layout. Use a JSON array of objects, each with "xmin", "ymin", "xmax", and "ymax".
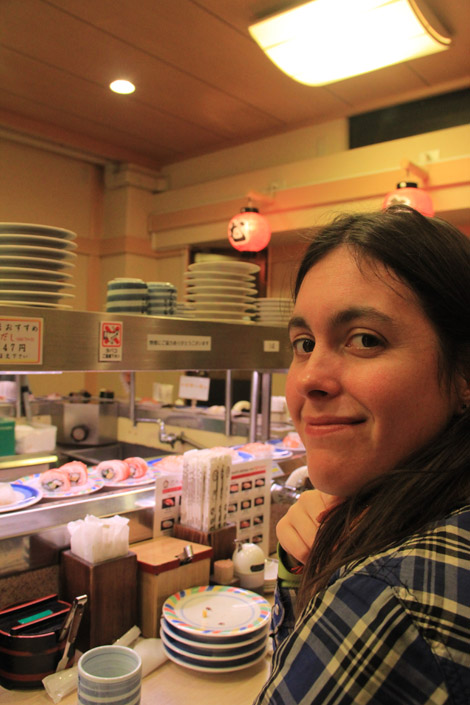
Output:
[{"xmin": 0, "ymin": 0, "xmax": 468, "ymax": 169}]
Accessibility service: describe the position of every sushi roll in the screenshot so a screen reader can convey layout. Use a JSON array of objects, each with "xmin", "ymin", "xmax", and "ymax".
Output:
[
  {"xmin": 123, "ymin": 456, "xmax": 148, "ymax": 479},
  {"xmin": 59, "ymin": 461, "xmax": 88, "ymax": 485},
  {"xmin": 96, "ymin": 459, "xmax": 130, "ymax": 482},
  {"xmin": 40, "ymin": 469, "xmax": 71, "ymax": 492}
]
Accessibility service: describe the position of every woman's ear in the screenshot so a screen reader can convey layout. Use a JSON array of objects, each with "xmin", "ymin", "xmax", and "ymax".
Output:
[{"xmin": 455, "ymin": 374, "xmax": 470, "ymax": 414}]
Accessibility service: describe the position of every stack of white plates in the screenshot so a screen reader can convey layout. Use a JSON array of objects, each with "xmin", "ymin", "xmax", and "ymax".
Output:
[
  {"xmin": 184, "ymin": 261, "xmax": 260, "ymax": 323},
  {"xmin": 0, "ymin": 223, "xmax": 77, "ymax": 309},
  {"xmin": 147, "ymin": 282, "xmax": 177, "ymax": 316},
  {"xmin": 254, "ymin": 297, "xmax": 293, "ymax": 326},
  {"xmin": 106, "ymin": 278, "xmax": 147, "ymax": 313},
  {"xmin": 161, "ymin": 585, "xmax": 271, "ymax": 673}
]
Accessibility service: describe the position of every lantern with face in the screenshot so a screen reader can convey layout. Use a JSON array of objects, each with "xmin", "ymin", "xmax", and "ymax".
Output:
[
  {"xmin": 382, "ymin": 181, "xmax": 434, "ymax": 217},
  {"xmin": 228, "ymin": 207, "xmax": 271, "ymax": 252}
]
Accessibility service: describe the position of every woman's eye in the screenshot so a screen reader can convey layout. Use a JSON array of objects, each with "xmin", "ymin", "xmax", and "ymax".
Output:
[
  {"xmin": 292, "ymin": 337, "xmax": 315, "ymax": 354},
  {"xmin": 347, "ymin": 333, "xmax": 383, "ymax": 350}
]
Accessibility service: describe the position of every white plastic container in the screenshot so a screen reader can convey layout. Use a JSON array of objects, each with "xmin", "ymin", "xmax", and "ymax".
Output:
[{"xmin": 15, "ymin": 423, "xmax": 57, "ymax": 454}]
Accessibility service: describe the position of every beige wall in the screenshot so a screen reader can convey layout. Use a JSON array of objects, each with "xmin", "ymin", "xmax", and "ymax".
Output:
[{"xmin": 2, "ymin": 120, "xmax": 469, "ymax": 403}]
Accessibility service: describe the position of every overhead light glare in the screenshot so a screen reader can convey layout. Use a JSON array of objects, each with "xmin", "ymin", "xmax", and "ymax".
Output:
[
  {"xmin": 109, "ymin": 79, "xmax": 135, "ymax": 95},
  {"xmin": 248, "ymin": 0, "xmax": 451, "ymax": 86}
]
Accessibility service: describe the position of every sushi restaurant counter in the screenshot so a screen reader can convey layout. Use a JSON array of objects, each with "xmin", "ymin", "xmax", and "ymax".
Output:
[{"xmin": 0, "ymin": 651, "xmax": 271, "ymax": 705}]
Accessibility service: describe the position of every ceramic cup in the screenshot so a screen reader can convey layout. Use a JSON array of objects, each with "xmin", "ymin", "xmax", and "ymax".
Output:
[{"xmin": 77, "ymin": 645, "xmax": 142, "ymax": 705}]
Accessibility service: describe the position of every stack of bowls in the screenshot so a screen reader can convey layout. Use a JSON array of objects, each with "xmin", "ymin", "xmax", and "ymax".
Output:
[
  {"xmin": 147, "ymin": 282, "xmax": 177, "ymax": 316},
  {"xmin": 106, "ymin": 278, "xmax": 148, "ymax": 313}
]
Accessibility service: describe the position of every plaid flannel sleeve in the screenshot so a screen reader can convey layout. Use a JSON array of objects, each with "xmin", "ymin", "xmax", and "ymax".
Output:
[{"xmin": 256, "ymin": 570, "xmax": 450, "ymax": 705}]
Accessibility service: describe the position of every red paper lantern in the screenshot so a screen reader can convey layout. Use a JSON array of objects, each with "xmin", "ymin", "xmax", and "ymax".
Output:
[
  {"xmin": 228, "ymin": 207, "xmax": 271, "ymax": 252},
  {"xmin": 382, "ymin": 181, "xmax": 434, "ymax": 217}
]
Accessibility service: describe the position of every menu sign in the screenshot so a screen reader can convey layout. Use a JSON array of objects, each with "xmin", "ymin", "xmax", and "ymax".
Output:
[{"xmin": 0, "ymin": 316, "xmax": 43, "ymax": 365}]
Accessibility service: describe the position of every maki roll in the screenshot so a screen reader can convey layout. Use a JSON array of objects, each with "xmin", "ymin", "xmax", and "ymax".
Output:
[
  {"xmin": 96, "ymin": 459, "xmax": 130, "ymax": 482},
  {"xmin": 123, "ymin": 456, "xmax": 148, "ymax": 479},
  {"xmin": 59, "ymin": 460, "xmax": 88, "ymax": 485},
  {"xmin": 40, "ymin": 469, "xmax": 71, "ymax": 492}
]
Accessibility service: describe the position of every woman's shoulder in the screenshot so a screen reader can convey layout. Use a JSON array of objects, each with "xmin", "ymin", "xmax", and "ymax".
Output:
[{"xmin": 344, "ymin": 503, "xmax": 470, "ymax": 579}]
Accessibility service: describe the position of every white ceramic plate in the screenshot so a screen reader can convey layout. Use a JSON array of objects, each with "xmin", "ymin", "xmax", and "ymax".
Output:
[
  {"xmin": 0, "ymin": 299, "xmax": 73, "ymax": 309},
  {"xmin": 161, "ymin": 618, "xmax": 268, "ymax": 651},
  {"xmin": 186, "ymin": 293, "xmax": 255, "ymax": 303},
  {"xmin": 0, "ymin": 245, "xmax": 76, "ymax": 260},
  {"xmin": 0, "ymin": 233, "xmax": 77, "ymax": 250},
  {"xmin": 88, "ymin": 467, "xmax": 158, "ymax": 488},
  {"xmin": 0, "ymin": 278, "xmax": 75, "ymax": 291},
  {"xmin": 188, "ymin": 261, "xmax": 260, "ymax": 275},
  {"xmin": 0, "ymin": 256, "xmax": 74, "ymax": 270},
  {"xmin": 190, "ymin": 302, "xmax": 256, "ymax": 312},
  {"xmin": 185, "ymin": 285, "xmax": 257, "ymax": 296},
  {"xmin": 161, "ymin": 627, "xmax": 267, "ymax": 661},
  {"xmin": 162, "ymin": 585, "xmax": 271, "ymax": 637},
  {"xmin": 0, "ymin": 289, "xmax": 75, "ymax": 301},
  {"xmin": 0, "ymin": 223, "xmax": 77, "ymax": 239},
  {"xmin": 185, "ymin": 274, "xmax": 256, "ymax": 289},
  {"xmin": 0, "ymin": 266, "xmax": 72, "ymax": 280},
  {"xmin": 162, "ymin": 640, "xmax": 268, "ymax": 673},
  {"xmin": 0, "ymin": 483, "xmax": 43, "ymax": 513},
  {"xmin": 185, "ymin": 272, "xmax": 255, "ymax": 283},
  {"xmin": 15, "ymin": 474, "xmax": 104, "ymax": 499}
]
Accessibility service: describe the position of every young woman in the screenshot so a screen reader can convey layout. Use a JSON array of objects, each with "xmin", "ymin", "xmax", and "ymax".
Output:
[{"xmin": 255, "ymin": 206, "xmax": 470, "ymax": 705}]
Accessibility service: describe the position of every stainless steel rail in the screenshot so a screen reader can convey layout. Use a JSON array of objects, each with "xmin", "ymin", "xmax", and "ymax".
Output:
[{"xmin": 0, "ymin": 306, "xmax": 290, "ymax": 372}]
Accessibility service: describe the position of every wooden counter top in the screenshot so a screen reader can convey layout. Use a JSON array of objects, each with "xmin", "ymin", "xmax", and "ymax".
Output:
[{"xmin": 0, "ymin": 651, "xmax": 271, "ymax": 705}]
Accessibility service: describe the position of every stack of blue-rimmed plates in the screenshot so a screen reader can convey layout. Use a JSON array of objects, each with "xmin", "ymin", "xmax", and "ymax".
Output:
[
  {"xmin": 147, "ymin": 282, "xmax": 177, "ymax": 316},
  {"xmin": 106, "ymin": 278, "xmax": 147, "ymax": 313},
  {"xmin": 161, "ymin": 585, "xmax": 270, "ymax": 673}
]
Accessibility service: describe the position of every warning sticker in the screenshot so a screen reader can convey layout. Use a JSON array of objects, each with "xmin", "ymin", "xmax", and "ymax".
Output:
[{"xmin": 99, "ymin": 321, "xmax": 123, "ymax": 362}]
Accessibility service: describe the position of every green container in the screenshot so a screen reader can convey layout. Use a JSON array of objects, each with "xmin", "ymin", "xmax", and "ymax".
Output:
[{"xmin": 0, "ymin": 418, "xmax": 15, "ymax": 457}]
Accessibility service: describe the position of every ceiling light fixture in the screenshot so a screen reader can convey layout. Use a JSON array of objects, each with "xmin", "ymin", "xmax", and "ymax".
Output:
[
  {"xmin": 248, "ymin": 0, "xmax": 451, "ymax": 86},
  {"xmin": 109, "ymin": 79, "xmax": 136, "ymax": 95}
]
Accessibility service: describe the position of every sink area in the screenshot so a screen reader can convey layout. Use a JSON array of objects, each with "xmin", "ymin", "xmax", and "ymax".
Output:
[{"xmin": 59, "ymin": 441, "xmax": 172, "ymax": 465}]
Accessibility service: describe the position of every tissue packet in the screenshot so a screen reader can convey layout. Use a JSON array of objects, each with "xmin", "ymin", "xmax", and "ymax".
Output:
[{"xmin": 67, "ymin": 514, "xmax": 129, "ymax": 563}]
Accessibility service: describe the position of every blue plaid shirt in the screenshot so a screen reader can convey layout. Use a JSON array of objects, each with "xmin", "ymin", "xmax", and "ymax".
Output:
[{"xmin": 255, "ymin": 505, "xmax": 470, "ymax": 705}]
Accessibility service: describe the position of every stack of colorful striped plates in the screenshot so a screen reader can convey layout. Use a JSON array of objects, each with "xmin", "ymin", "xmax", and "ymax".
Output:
[{"xmin": 161, "ymin": 585, "xmax": 271, "ymax": 673}]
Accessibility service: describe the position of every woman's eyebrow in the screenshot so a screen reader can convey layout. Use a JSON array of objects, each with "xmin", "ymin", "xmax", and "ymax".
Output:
[
  {"xmin": 287, "ymin": 315, "xmax": 309, "ymax": 333},
  {"xmin": 288, "ymin": 308, "xmax": 395, "ymax": 333},
  {"xmin": 331, "ymin": 306, "xmax": 395, "ymax": 327}
]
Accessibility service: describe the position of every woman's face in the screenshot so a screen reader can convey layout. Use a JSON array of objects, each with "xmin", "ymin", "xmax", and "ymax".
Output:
[{"xmin": 286, "ymin": 245, "xmax": 461, "ymax": 497}]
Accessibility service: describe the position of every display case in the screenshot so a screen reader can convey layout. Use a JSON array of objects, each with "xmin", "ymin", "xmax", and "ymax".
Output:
[{"xmin": 0, "ymin": 306, "xmax": 291, "ymax": 584}]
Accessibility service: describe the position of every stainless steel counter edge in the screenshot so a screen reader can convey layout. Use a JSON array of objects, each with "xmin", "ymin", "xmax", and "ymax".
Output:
[
  {"xmin": 0, "ymin": 485, "xmax": 155, "ymax": 540},
  {"xmin": 0, "ymin": 305, "xmax": 291, "ymax": 372}
]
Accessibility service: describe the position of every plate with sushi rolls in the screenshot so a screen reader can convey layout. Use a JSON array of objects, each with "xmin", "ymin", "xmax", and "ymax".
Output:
[
  {"xmin": 88, "ymin": 456, "xmax": 157, "ymax": 487},
  {"xmin": 0, "ymin": 481, "xmax": 43, "ymax": 512},
  {"xmin": 16, "ymin": 461, "xmax": 105, "ymax": 498}
]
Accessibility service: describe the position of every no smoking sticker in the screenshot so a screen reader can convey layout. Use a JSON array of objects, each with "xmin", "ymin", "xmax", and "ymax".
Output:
[{"xmin": 99, "ymin": 321, "xmax": 123, "ymax": 361}]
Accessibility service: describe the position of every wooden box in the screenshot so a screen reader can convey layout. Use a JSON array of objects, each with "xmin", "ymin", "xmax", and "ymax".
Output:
[
  {"xmin": 60, "ymin": 550, "xmax": 137, "ymax": 652},
  {"xmin": 131, "ymin": 536, "xmax": 212, "ymax": 638}
]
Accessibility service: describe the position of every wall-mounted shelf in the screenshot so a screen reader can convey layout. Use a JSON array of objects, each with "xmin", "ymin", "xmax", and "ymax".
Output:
[{"xmin": 0, "ymin": 306, "xmax": 291, "ymax": 373}]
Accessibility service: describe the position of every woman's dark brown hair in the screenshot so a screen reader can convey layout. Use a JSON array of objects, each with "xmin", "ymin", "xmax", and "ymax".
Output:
[{"xmin": 294, "ymin": 205, "xmax": 470, "ymax": 614}]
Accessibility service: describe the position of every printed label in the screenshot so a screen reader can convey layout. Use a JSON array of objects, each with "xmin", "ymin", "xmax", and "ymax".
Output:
[{"xmin": 0, "ymin": 316, "xmax": 43, "ymax": 364}]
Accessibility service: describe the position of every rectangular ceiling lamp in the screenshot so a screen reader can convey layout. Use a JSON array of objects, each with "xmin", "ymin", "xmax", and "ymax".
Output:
[{"xmin": 248, "ymin": 0, "xmax": 451, "ymax": 86}]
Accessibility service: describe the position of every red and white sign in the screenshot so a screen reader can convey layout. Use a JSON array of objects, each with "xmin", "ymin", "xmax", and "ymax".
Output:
[{"xmin": 99, "ymin": 321, "xmax": 123, "ymax": 362}]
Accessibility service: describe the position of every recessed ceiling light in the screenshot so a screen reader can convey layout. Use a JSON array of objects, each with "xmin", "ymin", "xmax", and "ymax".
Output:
[{"xmin": 109, "ymin": 79, "xmax": 135, "ymax": 95}]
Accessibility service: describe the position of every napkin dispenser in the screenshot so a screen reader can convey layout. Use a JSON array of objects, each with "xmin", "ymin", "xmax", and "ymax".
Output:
[{"xmin": 0, "ymin": 594, "xmax": 72, "ymax": 690}]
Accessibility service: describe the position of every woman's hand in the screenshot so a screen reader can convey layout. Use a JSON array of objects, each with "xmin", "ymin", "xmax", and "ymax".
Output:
[{"xmin": 276, "ymin": 490, "xmax": 342, "ymax": 565}]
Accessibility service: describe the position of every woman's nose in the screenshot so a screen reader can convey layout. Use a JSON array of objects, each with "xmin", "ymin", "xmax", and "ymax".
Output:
[{"xmin": 294, "ymin": 348, "xmax": 342, "ymax": 398}]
